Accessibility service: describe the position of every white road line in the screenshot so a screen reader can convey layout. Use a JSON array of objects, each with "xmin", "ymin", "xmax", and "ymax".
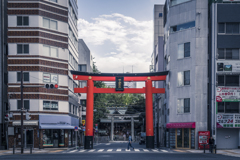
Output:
[
  {"xmin": 79, "ymin": 150, "xmax": 86, "ymax": 152},
  {"xmin": 152, "ymin": 149, "xmax": 159, "ymax": 152},
  {"xmin": 69, "ymin": 150, "xmax": 77, "ymax": 153},
  {"xmin": 161, "ymin": 150, "xmax": 168, "ymax": 152},
  {"xmin": 106, "ymin": 143, "xmax": 111, "ymax": 145},
  {"xmin": 107, "ymin": 149, "xmax": 113, "ymax": 152},
  {"xmin": 116, "ymin": 149, "xmax": 121, "ymax": 151},
  {"xmin": 98, "ymin": 149, "xmax": 104, "ymax": 152},
  {"xmin": 126, "ymin": 149, "xmax": 130, "ymax": 151},
  {"xmin": 135, "ymin": 149, "xmax": 140, "ymax": 152},
  {"xmin": 143, "ymin": 149, "xmax": 149, "ymax": 152},
  {"xmin": 88, "ymin": 149, "xmax": 95, "ymax": 152}
]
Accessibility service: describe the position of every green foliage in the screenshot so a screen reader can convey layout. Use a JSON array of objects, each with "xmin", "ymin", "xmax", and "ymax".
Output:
[{"xmin": 92, "ymin": 62, "xmax": 145, "ymax": 124}]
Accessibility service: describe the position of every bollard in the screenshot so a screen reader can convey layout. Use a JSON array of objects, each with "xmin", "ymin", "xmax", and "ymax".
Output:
[
  {"xmin": 203, "ymin": 144, "xmax": 205, "ymax": 153},
  {"xmin": 13, "ymin": 145, "xmax": 15, "ymax": 154},
  {"xmin": 30, "ymin": 145, "xmax": 32, "ymax": 154}
]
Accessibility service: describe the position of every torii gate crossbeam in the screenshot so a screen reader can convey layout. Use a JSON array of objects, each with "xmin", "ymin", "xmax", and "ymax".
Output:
[{"xmin": 71, "ymin": 71, "xmax": 168, "ymax": 149}]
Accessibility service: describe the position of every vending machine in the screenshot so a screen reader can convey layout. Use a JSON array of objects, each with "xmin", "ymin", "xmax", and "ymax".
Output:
[{"xmin": 198, "ymin": 131, "xmax": 210, "ymax": 149}]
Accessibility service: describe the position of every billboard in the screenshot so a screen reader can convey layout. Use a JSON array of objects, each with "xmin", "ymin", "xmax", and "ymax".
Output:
[
  {"xmin": 216, "ymin": 87, "xmax": 240, "ymax": 102},
  {"xmin": 217, "ymin": 61, "xmax": 240, "ymax": 73},
  {"xmin": 217, "ymin": 114, "xmax": 240, "ymax": 128}
]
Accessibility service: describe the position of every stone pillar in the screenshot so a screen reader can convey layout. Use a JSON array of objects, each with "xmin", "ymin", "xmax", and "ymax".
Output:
[
  {"xmin": 131, "ymin": 117, "xmax": 134, "ymax": 141},
  {"xmin": 111, "ymin": 117, "xmax": 114, "ymax": 141}
]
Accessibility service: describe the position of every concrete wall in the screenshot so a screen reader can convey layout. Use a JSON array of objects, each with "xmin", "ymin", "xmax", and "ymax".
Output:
[
  {"xmin": 164, "ymin": 0, "xmax": 208, "ymax": 149},
  {"xmin": 78, "ymin": 39, "xmax": 93, "ymax": 72}
]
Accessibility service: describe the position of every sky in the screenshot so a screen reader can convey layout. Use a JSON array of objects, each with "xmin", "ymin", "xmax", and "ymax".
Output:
[{"xmin": 77, "ymin": 0, "xmax": 166, "ymax": 74}]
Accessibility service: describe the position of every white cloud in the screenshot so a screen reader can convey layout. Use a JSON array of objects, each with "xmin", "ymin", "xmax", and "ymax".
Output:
[{"xmin": 78, "ymin": 13, "xmax": 153, "ymax": 73}]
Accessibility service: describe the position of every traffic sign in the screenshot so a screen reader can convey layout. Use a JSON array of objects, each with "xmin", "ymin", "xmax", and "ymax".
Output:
[
  {"xmin": 74, "ymin": 126, "xmax": 78, "ymax": 131},
  {"xmin": 82, "ymin": 120, "xmax": 85, "ymax": 126}
]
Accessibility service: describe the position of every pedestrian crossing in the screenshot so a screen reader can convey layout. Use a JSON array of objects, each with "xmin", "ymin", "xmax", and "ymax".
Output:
[{"xmin": 62, "ymin": 148, "xmax": 171, "ymax": 154}]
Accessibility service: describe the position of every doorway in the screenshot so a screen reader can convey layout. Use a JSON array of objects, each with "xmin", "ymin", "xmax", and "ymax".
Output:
[
  {"xmin": 175, "ymin": 128, "xmax": 191, "ymax": 149},
  {"xmin": 24, "ymin": 129, "xmax": 34, "ymax": 148}
]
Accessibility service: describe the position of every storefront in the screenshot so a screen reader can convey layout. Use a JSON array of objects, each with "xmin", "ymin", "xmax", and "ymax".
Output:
[
  {"xmin": 39, "ymin": 115, "xmax": 79, "ymax": 148},
  {"xmin": 167, "ymin": 122, "xmax": 195, "ymax": 149}
]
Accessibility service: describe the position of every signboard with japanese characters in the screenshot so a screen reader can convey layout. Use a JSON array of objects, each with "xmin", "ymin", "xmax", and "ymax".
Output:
[
  {"xmin": 217, "ymin": 114, "xmax": 240, "ymax": 128},
  {"xmin": 216, "ymin": 87, "xmax": 240, "ymax": 102}
]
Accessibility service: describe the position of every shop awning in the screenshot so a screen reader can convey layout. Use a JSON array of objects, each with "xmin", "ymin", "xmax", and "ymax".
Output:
[
  {"xmin": 166, "ymin": 122, "xmax": 195, "ymax": 128},
  {"xmin": 40, "ymin": 125, "xmax": 74, "ymax": 129},
  {"xmin": 13, "ymin": 120, "xmax": 38, "ymax": 126}
]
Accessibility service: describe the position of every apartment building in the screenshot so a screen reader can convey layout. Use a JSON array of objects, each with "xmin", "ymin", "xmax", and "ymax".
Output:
[
  {"xmin": 7, "ymin": 0, "xmax": 80, "ymax": 148},
  {"xmin": 210, "ymin": 0, "xmax": 240, "ymax": 149},
  {"xmin": 163, "ymin": 0, "xmax": 208, "ymax": 149}
]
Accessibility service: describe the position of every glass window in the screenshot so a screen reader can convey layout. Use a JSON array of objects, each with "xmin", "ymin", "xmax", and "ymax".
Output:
[
  {"xmin": 218, "ymin": 75, "xmax": 224, "ymax": 86},
  {"xmin": 17, "ymin": 44, "xmax": 29, "ymax": 54},
  {"xmin": 68, "ymin": 130, "xmax": 72, "ymax": 146},
  {"xmin": 217, "ymin": 63, "xmax": 223, "ymax": 71},
  {"xmin": 17, "ymin": 100, "xmax": 29, "ymax": 110},
  {"xmin": 226, "ymin": 75, "xmax": 239, "ymax": 86},
  {"xmin": 177, "ymin": 99, "xmax": 184, "ymax": 114},
  {"xmin": 184, "ymin": 71, "xmax": 190, "ymax": 85},
  {"xmin": 43, "ymin": 18, "xmax": 50, "ymax": 28},
  {"xmin": 43, "ymin": 45, "xmax": 50, "ymax": 56},
  {"xmin": 159, "ymin": 13, "xmax": 163, "ymax": 17},
  {"xmin": 178, "ymin": 44, "xmax": 184, "ymax": 59},
  {"xmin": 43, "ymin": 129, "xmax": 53, "ymax": 147},
  {"xmin": 225, "ymin": 102, "xmax": 239, "ymax": 113},
  {"xmin": 184, "ymin": 42, "xmax": 190, "ymax": 57},
  {"xmin": 218, "ymin": 23, "xmax": 225, "ymax": 33},
  {"xmin": 69, "ymin": 103, "xmax": 71, "ymax": 112},
  {"xmin": 171, "ymin": 21, "xmax": 195, "ymax": 33},
  {"xmin": 171, "ymin": 0, "xmax": 191, "ymax": 6},
  {"xmin": 78, "ymin": 65, "xmax": 87, "ymax": 72},
  {"xmin": 50, "ymin": 47, "xmax": 58, "ymax": 57},
  {"xmin": 226, "ymin": 23, "xmax": 239, "ymax": 34},
  {"xmin": 218, "ymin": 102, "xmax": 224, "ymax": 113},
  {"xmin": 50, "ymin": 20, "xmax": 57, "ymax": 30},
  {"xmin": 17, "ymin": 72, "xmax": 29, "ymax": 82},
  {"xmin": 184, "ymin": 98, "xmax": 190, "ymax": 113},
  {"xmin": 218, "ymin": 49, "xmax": 224, "ymax": 59},
  {"xmin": 232, "ymin": 49, "xmax": 239, "ymax": 59},
  {"xmin": 17, "ymin": 16, "xmax": 29, "ymax": 26},
  {"xmin": 50, "ymin": 0, "xmax": 57, "ymax": 2},
  {"xmin": 43, "ymin": 101, "xmax": 58, "ymax": 110},
  {"xmin": 177, "ymin": 72, "xmax": 184, "ymax": 86}
]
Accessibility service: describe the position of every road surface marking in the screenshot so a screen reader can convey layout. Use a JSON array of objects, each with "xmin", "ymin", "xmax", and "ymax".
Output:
[
  {"xmin": 126, "ymin": 149, "xmax": 130, "ymax": 151},
  {"xmin": 135, "ymin": 149, "xmax": 140, "ymax": 152},
  {"xmin": 79, "ymin": 150, "xmax": 86, "ymax": 152},
  {"xmin": 88, "ymin": 149, "xmax": 95, "ymax": 152},
  {"xmin": 106, "ymin": 143, "xmax": 111, "ymax": 145},
  {"xmin": 107, "ymin": 149, "xmax": 113, "ymax": 152},
  {"xmin": 161, "ymin": 150, "xmax": 168, "ymax": 152},
  {"xmin": 116, "ymin": 149, "xmax": 121, "ymax": 151},
  {"xmin": 143, "ymin": 149, "xmax": 149, "ymax": 152},
  {"xmin": 98, "ymin": 149, "xmax": 104, "ymax": 152},
  {"xmin": 70, "ymin": 150, "xmax": 77, "ymax": 153},
  {"xmin": 152, "ymin": 149, "xmax": 159, "ymax": 152}
]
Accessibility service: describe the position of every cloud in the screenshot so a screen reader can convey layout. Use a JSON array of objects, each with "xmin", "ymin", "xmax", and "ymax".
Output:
[{"xmin": 78, "ymin": 13, "xmax": 153, "ymax": 73}]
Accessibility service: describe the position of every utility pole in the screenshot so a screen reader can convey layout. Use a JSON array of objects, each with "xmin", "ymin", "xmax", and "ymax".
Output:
[{"xmin": 21, "ymin": 71, "xmax": 24, "ymax": 154}]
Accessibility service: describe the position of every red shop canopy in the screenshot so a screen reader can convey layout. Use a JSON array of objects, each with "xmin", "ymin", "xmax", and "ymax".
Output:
[{"xmin": 166, "ymin": 122, "xmax": 195, "ymax": 128}]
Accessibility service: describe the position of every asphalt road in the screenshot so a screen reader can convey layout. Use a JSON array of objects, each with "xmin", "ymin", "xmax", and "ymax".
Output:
[{"xmin": 0, "ymin": 142, "xmax": 239, "ymax": 160}]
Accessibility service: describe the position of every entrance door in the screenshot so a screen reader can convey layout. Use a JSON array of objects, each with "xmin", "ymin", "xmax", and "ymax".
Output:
[
  {"xmin": 25, "ymin": 130, "xmax": 33, "ymax": 148},
  {"xmin": 176, "ymin": 128, "xmax": 191, "ymax": 149},
  {"xmin": 53, "ymin": 130, "xmax": 59, "ymax": 148}
]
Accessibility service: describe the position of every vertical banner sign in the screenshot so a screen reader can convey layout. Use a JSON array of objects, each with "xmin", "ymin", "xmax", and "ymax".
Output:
[{"xmin": 115, "ymin": 77, "xmax": 124, "ymax": 91}]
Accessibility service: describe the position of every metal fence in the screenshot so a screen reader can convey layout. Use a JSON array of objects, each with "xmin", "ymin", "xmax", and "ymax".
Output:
[{"xmin": 93, "ymin": 136, "xmax": 110, "ymax": 143}]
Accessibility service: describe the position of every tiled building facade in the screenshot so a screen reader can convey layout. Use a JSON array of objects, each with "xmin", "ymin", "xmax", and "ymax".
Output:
[{"xmin": 7, "ymin": 0, "xmax": 81, "ymax": 148}]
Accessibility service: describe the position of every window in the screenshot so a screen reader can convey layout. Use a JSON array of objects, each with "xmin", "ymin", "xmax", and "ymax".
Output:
[
  {"xmin": 219, "ymin": 23, "xmax": 225, "ymax": 33},
  {"xmin": 170, "ymin": 0, "xmax": 191, "ymax": 6},
  {"xmin": 17, "ymin": 16, "xmax": 29, "ymax": 26},
  {"xmin": 43, "ymin": 18, "xmax": 57, "ymax": 30},
  {"xmin": 17, "ymin": 100, "xmax": 29, "ymax": 110},
  {"xmin": 177, "ymin": 98, "xmax": 190, "ymax": 114},
  {"xmin": 226, "ymin": 23, "xmax": 239, "ymax": 34},
  {"xmin": 218, "ymin": 48, "xmax": 239, "ymax": 60},
  {"xmin": 217, "ymin": 63, "xmax": 223, "ymax": 71},
  {"xmin": 218, "ymin": 23, "xmax": 240, "ymax": 34},
  {"xmin": 81, "ymin": 100, "xmax": 86, "ymax": 106},
  {"xmin": 218, "ymin": 102, "xmax": 239, "ymax": 113},
  {"xmin": 69, "ymin": 103, "xmax": 72, "ymax": 113},
  {"xmin": 159, "ymin": 13, "xmax": 163, "ymax": 17},
  {"xmin": 69, "ymin": 52, "xmax": 78, "ymax": 70},
  {"xmin": 80, "ymin": 81, "xmax": 87, "ymax": 88},
  {"xmin": 218, "ymin": 75, "xmax": 239, "ymax": 86},
  {"xmin": 50, "ymin": 0, "xmax": 57, "ymax": 2},
  {"xmin": 43, "ymin": 101, "xmax": 58, "ymax": 110},
  {"xmin": 43, "ymin": 45, "xmax": 58, "ymax": 57},
  {"xmin": 17, "ymin": 44, "xmax": 29, "ymax": 54},
  {"xmin": 78, "ymin": 65, "xmax": 87, "ymax": 72},
  {"xmin": 17, "ymin": 72, "xmax": 29, "ymax": 82},
  {"xmin": 178, "ymin": 42, "xmax": 190, "ymax": 58},
  {"xmin": 170, "ymin": 21, "xmax": 195, "ymax": 33},
  {"xmin": 43, "ymin": 73, "xmax": 58, "ymax": 84},
  {"xmin": 178, "ymin": 71, "xmax": 190, "ymax": 86},
  {"xmin": 218, "ymin": 75, "xmax": 224, "ymax": 86}
]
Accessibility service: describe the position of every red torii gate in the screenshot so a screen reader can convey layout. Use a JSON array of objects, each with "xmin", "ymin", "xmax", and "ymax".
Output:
[{"xmin": 71, "ymin": 71, "xmax": 168, "ymax": 149}]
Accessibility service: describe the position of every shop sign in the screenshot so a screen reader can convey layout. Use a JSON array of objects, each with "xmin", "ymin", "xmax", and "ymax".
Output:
[
  {"xmin": 216, "ymin": 87, "xmax": 240, "ymax": 102},
  {"xmin": 217, "ymin": 114, "xmax": 240, "ymax": 128},
  {"xmin": 217, "ymin": 60, "xmax": 240, "ymax": 73},
  {"xmin": 223, "ymin": 0, "xmax": 240, "ymax": 2}
]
